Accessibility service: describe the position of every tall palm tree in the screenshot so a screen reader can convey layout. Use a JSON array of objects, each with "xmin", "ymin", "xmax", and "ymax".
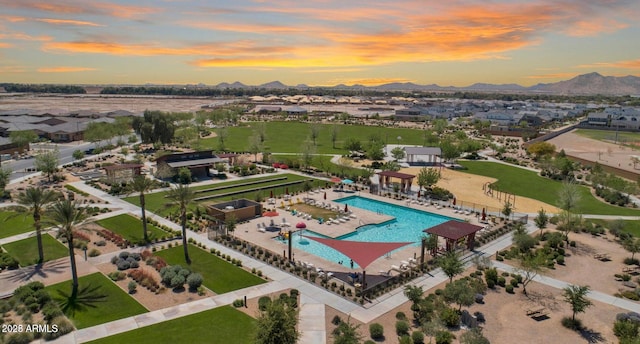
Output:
[
  {"xmin": 127, "ymin": 175, "xmax": 157, "ymax": 243},
  {"xmin": 46, "ymin": 199, "xmax": 89, "ymax": 298},
  {"xmin": 14, "ymin": 187, "xmax": 59, "ymax": 264},
  {"xmin": 166, "ymin": 183, "xmax": 195, "ymax": 264}
]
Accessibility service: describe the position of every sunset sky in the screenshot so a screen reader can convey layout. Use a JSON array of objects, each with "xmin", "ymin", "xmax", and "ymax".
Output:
[{"xmin": 1, "ymin": 0, "xmax": 639, "ymax": 86}]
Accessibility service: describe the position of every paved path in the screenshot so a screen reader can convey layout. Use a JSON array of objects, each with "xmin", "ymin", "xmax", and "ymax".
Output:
[{"xmin": 0, "ymin": 177, "xmax": 636, "ymax": 343}]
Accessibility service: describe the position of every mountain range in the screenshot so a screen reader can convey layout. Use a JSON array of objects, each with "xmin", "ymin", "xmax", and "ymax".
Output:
[{"xmin": 211, "ymin": 73, "xmax": 640, "ymax": 95}]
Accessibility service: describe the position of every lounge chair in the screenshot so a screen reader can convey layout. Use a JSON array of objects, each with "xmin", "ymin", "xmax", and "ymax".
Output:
[
  {"xmin": 390, "ymin": 265, "xmax": 403, "ymax": 272},
  {"xmin": 349, "ymin": 214, "xmax": 357, "ymax": 219}
]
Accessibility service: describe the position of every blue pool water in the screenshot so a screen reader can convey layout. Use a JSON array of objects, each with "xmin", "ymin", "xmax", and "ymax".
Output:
[{"xmin": 280, "ymin": 196, "xmax": 452, "ymax": 268}]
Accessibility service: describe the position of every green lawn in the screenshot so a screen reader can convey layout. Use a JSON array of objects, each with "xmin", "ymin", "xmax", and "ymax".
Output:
[
  {"xmin": 458, "ymin": 161, "xmax": 640, "ymax": 216},
  {"xmin": 45, "ymin": 272, "xmax": 148, "ymax": 329},
  {"xmin": 587, "ymin": 219, "xmax": 640, "ymax": 237},
  {"xmin": 0, "ymin": 211, "xmax": 35, "ymax": 239},
  {"xmin": 202, "ymin": 121, "xmax": 428, "ymax": 154},
  {"xmin": 124, "ymin": 173, "xmax": 323, "ymax": 216},
  {"xmin": 574, "ymin": 129, "xmax": 640, "ymax": 147},
  {"xmin": 85, "ymin": 306, "xmax": 255, "ymax": 344},
  {"xmin": 155, "ymin": 244, "xmax": 266, "ymax": 293},
  {"xmin": 2, "ymin": 233, "xmax": 68, "ymax": 266},
  {"xmin": 96, "ymin": 214, "xmax": 168, "ymax": 243}
]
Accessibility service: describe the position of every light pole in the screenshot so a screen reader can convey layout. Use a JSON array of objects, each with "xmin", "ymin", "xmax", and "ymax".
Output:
[{"xmin": 397, "ymin": 136, "xmax": 401, "ymax": 145}]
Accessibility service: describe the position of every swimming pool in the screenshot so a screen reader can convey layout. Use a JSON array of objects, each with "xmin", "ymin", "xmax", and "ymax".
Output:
[{"xmin": 280, "ymin": 196, "xmax": 452, "ymax": 268}]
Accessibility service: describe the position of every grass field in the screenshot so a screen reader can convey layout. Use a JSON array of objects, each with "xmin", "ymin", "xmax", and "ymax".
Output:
[
  {"xmin": 85, "ymin": 306, "xmax": 255, "ymax": 344},
  {"xmin": 155, "ymin": 244, "xmax": 266, "ymax": 294},
  {"xmin": 46, "ymin": 272, "xmax": 148, "ymax": 329},
  {"xmin": 587, "ymin": 219, "xmax": 640, "ymax": 237},
  {"xmin": 124, "ymin": 173, "xmax": 323, "ymax": 216},
  {"xmin": 458, "ymin": 161, "xmax": 640, "ymax": 216},
  {"xmin": 96, "ymin": 214, "xmax": 168, "ymax": 243},
  {"xmin": 2, "ymin": 233, "xmax": 68, "ymax": 266},
  {"xmin": 202, "ymin": 121, "xmax": 427, "ymax": 154},
  {"xmin": 0, "ymin": 211, "xmax": 35, "ymax": 239},
  {"xmin": 574, "ymin": 129, "xmax": 640, "ymax": 146}
]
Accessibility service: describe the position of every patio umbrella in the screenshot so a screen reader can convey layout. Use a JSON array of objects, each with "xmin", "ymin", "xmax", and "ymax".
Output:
[
  {"xmin": 270, "ymin": 190, "xmax": 274, "ymax": 198},
  {"xmin": 330, "ymin": 177, "xmax": 342, "ymax": 183},
  {"xmin": 417, "ymin": 190, "xmax": 421, "ymax": 198},
  {"xmin": 344, "ymin": 204, "xmax": 349, "ymax": 212},
  {"xmin": 286, "ymin": 187, "xmax": 289, "ymax": 195},
  {"xmin": 324, "ymin": 192, "xmax": 327, "ymax": 200},
  {"xmin": 452, "ymin": 197, "xmax": 457, "ymax": 206},
  {"xmin": 296, "ymin": 222, "xmax": 306, "ymax": 229},
  {"xmin": 342, "ymin": 179, "xmax": 354, "ymax": 185},
  {"xmin": 481, "ymin": 208, "xmax": 486, "ymax": 221},
  {"xmin": 263, "ymin": 210, "xmax": 279, "ymax": 217}
]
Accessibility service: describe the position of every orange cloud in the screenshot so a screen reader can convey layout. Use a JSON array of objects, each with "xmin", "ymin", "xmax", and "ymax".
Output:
[
  {"xmin": 37, "ymin": 66, "xmax": 97, "ymax": 72},
  {"xmin": 36, "ymin": 18, "xmax": 104, "ymax": 26},
  {"xmin": 0, "ymin": 66, "xmax": 27, "ymax": 73},
  {"xmin": 0, "ymin": 0, "xmax": 159, "ymax": 20},
  {"xmin": 0, "ymin": 42, "xmax": 12, "ymax": 48},
  {"xmin": 0, "ymin": 33, "xmax": 52, "ymax": 41},
  {"xmin": 577, "ymin": 59, "xmax": 640, "ymax": 70}
]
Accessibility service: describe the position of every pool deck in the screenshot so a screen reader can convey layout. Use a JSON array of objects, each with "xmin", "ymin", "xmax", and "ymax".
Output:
[{"xmin": 235, "ymin": 189, "xmax": 489, "ymax": 282}]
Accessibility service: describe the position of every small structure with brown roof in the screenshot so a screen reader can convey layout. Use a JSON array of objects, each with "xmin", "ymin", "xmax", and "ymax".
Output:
[
  {"xmin": 424, "ymin": 220, "xmax": 483, "ymax": 254},
  {"xmin": 102, "ymin": 163, "xmax": 143, "ymax": 184},
  {"xmin": 377, "ymin": 170, "xmax": 415, "ymax": 193}
]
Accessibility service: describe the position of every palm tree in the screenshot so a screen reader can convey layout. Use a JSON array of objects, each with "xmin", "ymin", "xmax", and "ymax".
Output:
[
  {"xmin": 14, "ymin": 187, "xmax": 59, "ymax": 264},
  {"xmin": 127, "ymin": 175, "xmax": 157, "ymax": 243},
  {"xmin": 46, "ymin": 199, "xmax": 89, "ymax": 298},
  {"xmin": 166, "ymin": 183, "xmax": 195, "ymax": 264}
]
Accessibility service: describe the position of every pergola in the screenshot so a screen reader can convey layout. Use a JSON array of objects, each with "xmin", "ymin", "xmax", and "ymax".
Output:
[
  {"xmin": 303, "ymin": 236, "xmax": 412, "ymax": 291},
  {"xmin": 404, "ymin": 147, "xmax": 442, "ymax": 166},
  {"xmin": 377, "ymin": 171, "xmax": 415, "ymax": 193},
  {"xmin": 424, "ymin": 220, "xmax": 484, "ymax": 255}
]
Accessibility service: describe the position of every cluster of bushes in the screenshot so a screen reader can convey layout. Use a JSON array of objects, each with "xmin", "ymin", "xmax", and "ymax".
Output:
[
  {"xmin": 424, "ymin": 187, "xmax": 453, "ymax": 201},
  {"xmin": 128, "ymin": 269, "xmax": 161, "ymax": 293},
  {"xmin": 111, "ymin": 251, "xmax": 141, "ymax": 270},
  {"xmin": 613, "ymin": 312, "xmax": 640, "ymax": 342},
  {"xmin": 0, "ymin": 252, "xmax": 19, "ymax": 270},
  {"xmin": 72, "ymin": 230, "xmax": 91, "ymax": 250},
  {"xmin": 141, "ymin": 250, "xmax": 168, "ymax": 271},
  {"xmin": 159, "ymin": 265, "xmax": 203, "ymax": 291},
  {"xmin": 98, "ymin": 229, "xmax": 130, "ymax": 248},
  {"xmin": 1, "ymin": 282, "xmax": 74, "ymax": 342},
  {"xmin": 595, "ymin": 186, "xmax": 630, "ymax": 207},
  {"xmin": 257, "ymin": 290, "xmax": 298, "ymax": 312}
]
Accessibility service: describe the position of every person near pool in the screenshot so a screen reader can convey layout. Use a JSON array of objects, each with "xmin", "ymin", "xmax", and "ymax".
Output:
[{"xmin": 350, "ymin": 259, "xmax": 354, "ymax": 269}]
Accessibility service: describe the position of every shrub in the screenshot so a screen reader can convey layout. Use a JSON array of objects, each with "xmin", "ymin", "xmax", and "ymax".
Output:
[
  {"xmin": 43, "ymin": 316, "xmax": 74, "ymax": 340},
  {"xmin": 6, "ymin": 332, "xmax": 33, "ymax": 344},
  {"xmin": 556, "ymin": 255, "xmax": 565, "ymax": 265},
  {"xmin": 88, "ymin": 248, "xmax": 101, "ymax": 257},
  {"xmin": 128, "ymin": 281, "xmax": 137, "ymax": 294},
  {"xmin": 395, "ymin": 320, "xmax": 410, "ymax": 336},
  {"xmin": 187, "ymin": 273, "xmax": 204, "ymax": 290},
  {"xmin": 510, "ymin": 279, "xmax": 519, "ymax": 287},
  {"xmin": 497, "ymin": 277, "xmax": 506, "ymax": 287},
  {"xmin": 258, "ymin": 296, "xmax": 272, "ymax": 311},
  {"xmin": 396, "ymin": 311, "xmax": 407, "ymax": 320},
  {"xmin": 170, "ymin": 274, "xmax": 185, "ymax": 289},
  {"xmin": 440, "ymin": 307, "xmax": 460, "ymax": 327},
  {"xmin": 505, "ymin": 285, "xmax": 514, "ymax": 293},
  {"xmin": 369, "ymin": 323, "xmax": 384, "ymax": 340},
  {"xmin": 42, "ymin": 302, "xmax": 63, "ymax": 321},
  {"xmin": 108, "ymin": 271, "xmax": 126, "ymax": 281},
  {"xmin": 116, "ymin": 259, "xmax": 131, "ymax": 270},
  {"xmin": 331, "ymin": 315, "xmax": 342, "ymax": 325},
  {"xmin": 435, "ymin": 330, "xmax": 454, "ymax": 344},
  {"xmin": 232, "ymin": 299, "xmax": 244, "ymax": 308},
  {"xmin": 624, "ymin": 258, "xmax": 640, "ymax": 265},
  {"xmin": 412, "ymin": 331, "xmax": 425, "ymax": 344},
  {"xmin": 486, "ymin": 279, "xmax": 496, "ymax": 289},
  {"xmin": 399, "ymin": 335, "xmax": 412, "ymax": 344}
]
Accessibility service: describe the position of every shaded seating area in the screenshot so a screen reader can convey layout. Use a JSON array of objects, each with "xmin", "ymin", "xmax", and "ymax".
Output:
[
  {"xmin": 376, "ymin": 171, "xmax": 415, "ymax": 194},
  {"xmin": 423, "ymin": 220, "xmax": 484, "ymax": 255}
]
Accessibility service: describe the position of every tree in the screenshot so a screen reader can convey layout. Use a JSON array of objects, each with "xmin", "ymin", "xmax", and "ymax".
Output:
[
  {"xmin": 333, "ymin": 317, "xmax": 363, "ymax": 344},
  {"xmin": 382, "ymin": 160, "xmax": 400, "ymax": 172},
  {"xmin": 225, "ymin": 214, "xmax": 237, "ymax": 237},
  {"xmin": 254, "ymin": 297, "xmax": 299, "ymax": 344},
  {"xmin": 127, "ymin": 176, "xmax": 157, "ymax": 243},
  {"xmin": 35, "ymin": 149, "xmax": 59, "ymax": 182},
  {"xmin": 512, "ymin": 223, "xmax": 537, "ymax": 253},
  {"xmin": 84, "ymin": 122, "xmax": 115, "ymax": 147},
  {"xmin": 439, "ymin": 140, "xmax": 460, "ymax": 163},
  {"xmin": 501, "ymin": 201, "xmax": 513, "ymax": 220},
  {"xmin": 366, "ymin": 140, "xmax": 385, "ymax": 161},
  {"xmin": 439, "ymin": 251, "xmax": 464, "ymax": 284},
  {"xmin": 557, "ymin": 210, "xmax": 582, "ymax": 243},
  {"xmin": 417, "ymin": 167, "xmax": 440, "ymax": 193},
  {"xmin": 9, "ymin": 130, "xmax": 38, "ymax": 148},
  {"xmin": 132, "ymin": 110, "xmax": 176, "ymax": 145},
  {"xmin": 177, "ymin": 167, "xmax": 192, "ymax": 184},
  {"xmin": 391, "ymin": 147, "xmax": 406, "ymax": 161},
  {"xmin": 443, "ymin": 278, "xmax": 476, "ymax": 311},
  {"xmin": 255, "ymin": 122, "xmax": 267, "ymax": 143},
  {"xmin": 526, "ymin": 141, "xmax": 556, "ymax": 160},
  {"xmin": 516, "ymin": 252, "xmax": 547, "ymax": 295},
  {"xmin": 166, "ymin": 184, "xmax": 195, "ymax": 264},
  {"xmin": 622, "ymin": 237, "xmax": 640, "ymax": 260},
  {"xmin": 0, "ymin": 166, "xmax": 10, "ymax": 197},
  {"xmin": 534, "ymin": 208, "xmax": 549, "ymax": 236},
  {"xmin": 344, "ymin": 137, "xmax": 362, "ymax": 152},
  {"xmin": 72, "ymin": 149, "xmax": 85, "ymax": 161},
  {"xmin": 309, "ymin": 123, "xmax": 320, "ymax": 146},
  {"xmin": 404, "ymin": 285, "xmax": 424, "ymax": 308},
  {"xmin": 335, "ymin": 157, "xmax": 353, "ymax": 177},
  {"xmin": 562, "ymin": 284, "xmax": 593, "ymax": 322},
  {"xmin": 217, "ymin": 127, "xmax": 229, "ymax": 151},
  {"xmin": 46, "ymin": 199, "xmax": 89, "ymax": 298},
  {"xmin": 13, "ymin": 187, "xmax": 59, "ymax": 264},
  {"xmin": 299, "ymin": 142, "xmax": 316, "ymax": 169},
  {"xmin": 432, "ymin": 119, "xmax": 447, "ymax": 134},
  {"xmin": 248, "ymin": 133, "xmax": 263, "ymax": 162},
  {"xmin": 331, "ymin": 125, "xmax": 339, "ymax": 149}
]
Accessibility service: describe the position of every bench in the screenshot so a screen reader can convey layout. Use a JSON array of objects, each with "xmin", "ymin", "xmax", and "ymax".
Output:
[{"xmin": 526, "ymin": 306, "xmax": 547, "ymax": 317}]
